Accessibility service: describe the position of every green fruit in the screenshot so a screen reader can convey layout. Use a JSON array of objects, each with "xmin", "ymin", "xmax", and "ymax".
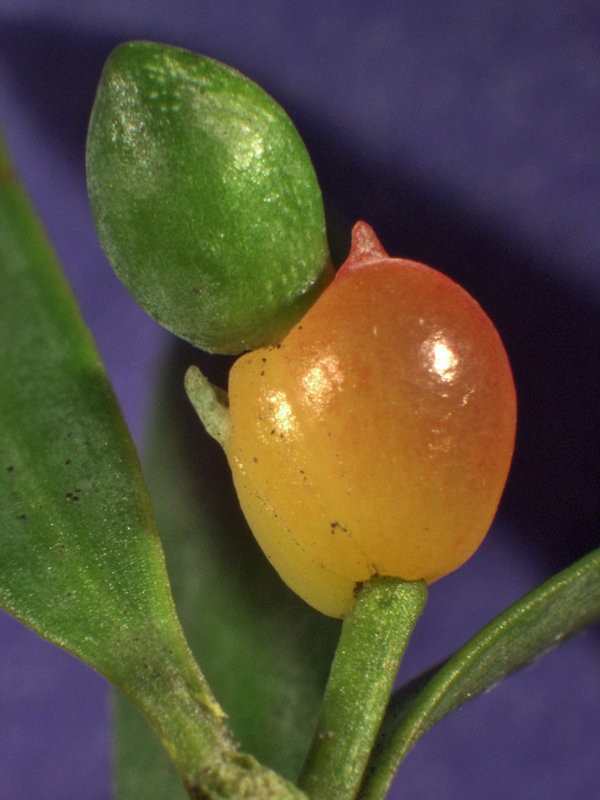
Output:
[{"xmin": 86, "ymin": 41, "xmax": 332, "ymax": 354}]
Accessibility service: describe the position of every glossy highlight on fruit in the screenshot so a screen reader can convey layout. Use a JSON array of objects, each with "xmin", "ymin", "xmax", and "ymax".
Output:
[
  {"xmin": 86, "ymin": 41, "xmax": 331, "ymax": 354},
  {"xmin": 192, "ymin": 222, "xmax": 517, "ymax": 618}
]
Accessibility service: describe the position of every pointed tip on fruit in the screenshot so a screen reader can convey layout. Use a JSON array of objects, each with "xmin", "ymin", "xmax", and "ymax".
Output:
[
  {"xmin": 352, "ymin": 221, "xmax": 388, "ymax": 258},
  {"xmin": 337, "ymin": 221, "xmax": 389, "ymax": 277}
]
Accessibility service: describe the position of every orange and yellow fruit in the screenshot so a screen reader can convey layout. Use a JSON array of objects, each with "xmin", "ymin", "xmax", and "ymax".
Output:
[{"xmin": 221, "ymin": 222, "xmax": 516, "ymax": 617}]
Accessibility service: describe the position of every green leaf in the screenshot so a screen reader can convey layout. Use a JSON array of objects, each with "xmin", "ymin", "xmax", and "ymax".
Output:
[
  {"xmin": 114, "ymin": 343, "xmax": 340, "ymax": 797},
  {"xmin": 0, "ymin": 128, "xmax": 173, "ymax": 684},
  {"xmin": 86, "ymin": 41, "xmax": 332, "ymax": 355},
  {"xmin": 0, "ymin": 130, "xmax": 255, "ymax": 794},
  {"xmin": 358, "ymin": 547, "xmax": 600, "ymax": 800}
]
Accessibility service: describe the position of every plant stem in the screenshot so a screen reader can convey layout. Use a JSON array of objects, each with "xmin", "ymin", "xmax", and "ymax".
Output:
[
  {"xmin": 119, "ymin": 622, "xmax": 306, "ymax": 800},
  {"xmin": 297, "ymin": 577, "xmax": 427, "ymax": 800},
  {"xmin": 356, "ymin": 547, "xmax": 600, "ymax": 800}
]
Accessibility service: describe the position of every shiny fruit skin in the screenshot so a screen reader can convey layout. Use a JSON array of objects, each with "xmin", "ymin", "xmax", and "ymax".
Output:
[{"xmin": 226, "ymin": 223, "xmax": 517, "ymax": 617}]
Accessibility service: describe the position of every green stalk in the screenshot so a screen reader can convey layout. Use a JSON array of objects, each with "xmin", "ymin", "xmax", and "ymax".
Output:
[
  {"xmin": 115, "ymin": 614, "xmax": 307, "ymax": 800},
  {"xmin": 298, "ymin": 577, "xmax": 427, "ymax": 800},
  {"xmin": 356, "ymin": 547, "xmax": 600, "ymax": 800}
]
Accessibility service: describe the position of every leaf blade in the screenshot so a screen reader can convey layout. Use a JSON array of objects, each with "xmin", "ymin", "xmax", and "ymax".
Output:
[
  {"xmin": 0, "ymin": 129, "xmax": 162, "ymax": 671},
  {"xmin": 0, "ymin": 131, "xmax": 236, "ymax": 790}
]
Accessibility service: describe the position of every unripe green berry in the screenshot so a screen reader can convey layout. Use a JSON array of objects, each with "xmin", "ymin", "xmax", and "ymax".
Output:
[{"xmin": 86, "ymin": 41, "xmax": 332, "ymax": 354}]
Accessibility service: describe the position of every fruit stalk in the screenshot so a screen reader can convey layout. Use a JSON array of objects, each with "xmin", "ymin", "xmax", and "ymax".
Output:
[{"xmin": 298, "ymin": 577, "xmax": 427, "ymax": 800}]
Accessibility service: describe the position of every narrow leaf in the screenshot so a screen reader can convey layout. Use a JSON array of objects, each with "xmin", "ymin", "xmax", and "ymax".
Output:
[
  {"xmin": 0, "ymin": 131, "xmax": 237, "ymax": 791},
  {"xmin": 358, "ymin": 547, "xmax": 600, "ymax": 800}
]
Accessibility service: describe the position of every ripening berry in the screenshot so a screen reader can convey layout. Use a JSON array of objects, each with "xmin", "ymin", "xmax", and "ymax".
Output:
[{"xmin": 193, "ymin": 222, "xmax": 516, "ymax": 617}]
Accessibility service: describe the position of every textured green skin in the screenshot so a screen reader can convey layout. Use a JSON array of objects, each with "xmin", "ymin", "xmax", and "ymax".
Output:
[{"xmin": 86, "ymin": 41, "xmax": 331, "ymax": 354}]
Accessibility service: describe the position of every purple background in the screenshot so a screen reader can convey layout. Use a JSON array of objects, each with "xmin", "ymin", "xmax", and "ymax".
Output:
[{"xmin": 0, "ymin": 2, "xmax": 598, "ymax": 798}]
